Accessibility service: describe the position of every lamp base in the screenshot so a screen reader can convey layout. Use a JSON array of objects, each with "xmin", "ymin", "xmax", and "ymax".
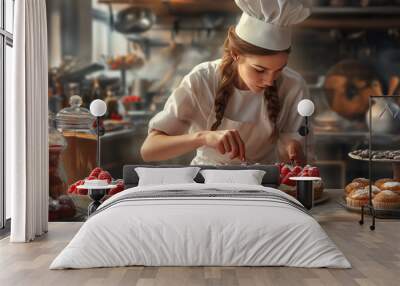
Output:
[
  {"xmin": 297, "ymin": 180, "xmax": 313, "ymax": 210},
  {"xmin": 87, "ymin": 188, "xmax": 107, "ymax": 216}
]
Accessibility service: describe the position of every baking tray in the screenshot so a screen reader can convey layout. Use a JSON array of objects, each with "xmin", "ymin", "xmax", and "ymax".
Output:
[
  {"xmin": 338, "ymin": 197, "xmax": 400, "ymax": 218},
  {"xmin": 348, "ymin": 152, "xmax": 400, "ymax": 163}
]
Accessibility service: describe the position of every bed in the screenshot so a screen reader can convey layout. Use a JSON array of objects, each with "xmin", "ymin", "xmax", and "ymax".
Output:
[{"xmin": 50, "ymin": 165, "xmax": 351, "ymax": 269}]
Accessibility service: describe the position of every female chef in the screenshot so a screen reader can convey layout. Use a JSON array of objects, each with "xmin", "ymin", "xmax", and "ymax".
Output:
[{"xmin": 141, "ymin": 0, "xmax": 313, "ymax": 166}]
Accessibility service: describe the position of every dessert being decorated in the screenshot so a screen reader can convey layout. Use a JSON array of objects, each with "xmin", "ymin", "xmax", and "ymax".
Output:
[
  {"xmin": 67, "ymin": 167, "xmax": 125, "ymax": 197},
  {"xmin": 276, "ymin": 163, "xmax": 323, "ymax": 199}
]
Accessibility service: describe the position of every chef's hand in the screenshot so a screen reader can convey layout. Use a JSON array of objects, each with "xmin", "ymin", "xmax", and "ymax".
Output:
[
  {"xmin": 286, "ymin": 140, "xmax": 305, "ymax": 166},
  {"xmin": 202, "ymin": 130, "xmax": 246, "ymax": 161}
]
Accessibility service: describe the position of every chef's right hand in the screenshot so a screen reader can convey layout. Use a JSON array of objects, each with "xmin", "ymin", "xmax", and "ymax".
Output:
[{"xmin": 201, "ymin": 130, "xmax": 246, "ymax": 161}]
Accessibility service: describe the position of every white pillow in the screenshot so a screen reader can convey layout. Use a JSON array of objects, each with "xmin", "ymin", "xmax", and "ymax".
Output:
[
  {"xmin": 135, "ymin": 167, "xmax": 201, "ymax": 186},
  {"xmin": 200, "ymin": 169, "xmax": 266, "ymax": 185}
]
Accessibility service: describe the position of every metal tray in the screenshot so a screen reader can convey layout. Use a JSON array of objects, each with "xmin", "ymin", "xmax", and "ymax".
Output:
[
  {"xmin": 338, "ymin": 198, "xmax": 400, "ymax": 218},
  {"xmin": 348, "ymin": 152, "xmax": 400, "ymax": 163}
]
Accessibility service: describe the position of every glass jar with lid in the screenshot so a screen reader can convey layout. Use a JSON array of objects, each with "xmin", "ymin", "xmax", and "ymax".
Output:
[
  {"xmin": 49, "ymin": 111, "xmax": 68, "ymax": 199},
  {"xmin": 49, "ymin": 111, "xmax": 79, "ymax": 221},
  {"xmin": 56, "ymin": 95, "xmax": 97, "ymax": 186}
]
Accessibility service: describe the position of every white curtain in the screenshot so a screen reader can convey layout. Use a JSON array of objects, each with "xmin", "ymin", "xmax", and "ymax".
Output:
[{"xmin": 7, "ymin": 0, "xmax": 49, "ymax": 242}]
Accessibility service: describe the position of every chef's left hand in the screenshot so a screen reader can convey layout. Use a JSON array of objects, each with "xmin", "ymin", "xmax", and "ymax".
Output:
[{"xmin": 286, "ymin": 140, "xmax": 305, "ymax": 166}]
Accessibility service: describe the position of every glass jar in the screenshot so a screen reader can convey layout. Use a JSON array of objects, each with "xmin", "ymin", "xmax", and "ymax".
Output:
[
  {"xmin": 49, "ymin": 111, "xmax": 78, "ymax": 221},
  {"xmin": 56, "ymin": 95, "xmax": 97, "ymax": 186},
  {"xmin": 49, "ymin": 111, "xmax": 68, "ymax": 199}
]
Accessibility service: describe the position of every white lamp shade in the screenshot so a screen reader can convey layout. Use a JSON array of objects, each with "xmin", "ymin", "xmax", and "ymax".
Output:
[
  {"xmin": 297, "ymin": 99, "xmax": 315, "ymax": 117},
  {"xmin": 90, "ymin": 99, "xmax": 107, "ymax": 117}
]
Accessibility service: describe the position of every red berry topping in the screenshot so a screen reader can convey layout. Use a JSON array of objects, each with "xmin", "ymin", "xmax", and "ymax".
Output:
[
  {"xmin": 292, "ymin": 166, "xmax": 302, "ymax": 175},
  {"xmin": 309, "ymin": 167, "xmax": 320, "ymax": 177},
  {"xmin": 281, "ymin": 166, "xmax": 291, "ymax": 176},
  {"xmin": 281, "ymin": 173, "xmax": 296, "ymax": 186},
  {"xmin": 67, "ymin": 184, "xmax": 77, "ymax": 194},
  {"xmin": 75, "ymin": 180, "xmax": 85, "ymax": 186},
  {"xmin": 98, "ymin": 171, "xmax": 112, "ymax": 183},
  {"xmin": 89, "ymin": 167, "xmax": 102, "ymax": 178}
]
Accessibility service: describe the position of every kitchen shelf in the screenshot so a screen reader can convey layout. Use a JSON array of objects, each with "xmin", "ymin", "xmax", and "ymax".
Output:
[
  {"xmin": 98, "ymin": 1, "xmax": 400, "ymax": 16},
  {"xmin": 312, "ymin": 6, "xmax": 400, "ymax": 16}
]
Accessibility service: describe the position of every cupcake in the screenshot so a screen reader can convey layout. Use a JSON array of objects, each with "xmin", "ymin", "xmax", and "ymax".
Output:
[
  {"xmin": 345, "ymin": 181, "xmax": 367, "ymax": 196},
  {"xmin": 363, "ymin": 185, "xmax": 381, "ymax": 196},
  {"xmin": 346, "ymin": 188, "xmax": 371, "ymax": 208},
  {"xmin": 380, "ymin": 181, "xmax": 400, "ymax": 194},
  {"xmin": 375, "ymin": 178, "xmax": 398, "ymax": 189},
  {"xmin": 372, "ymin": 190, "xmax": 400, "ymax": 209}
]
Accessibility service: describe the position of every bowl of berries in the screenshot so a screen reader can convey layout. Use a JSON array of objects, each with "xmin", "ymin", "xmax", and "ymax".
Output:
[
  {"xmin": 67, "ymin": 167, "xmax": 125, "ymax": 215},
  {"xmin": 276, "ymin": 163, "xmax": 324, "ymax": 201}
]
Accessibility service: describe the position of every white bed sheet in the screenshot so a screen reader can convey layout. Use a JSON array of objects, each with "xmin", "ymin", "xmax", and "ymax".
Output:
[{"xmin": 50, "ymin": 183, "xmax": 351, "ymax": 269}]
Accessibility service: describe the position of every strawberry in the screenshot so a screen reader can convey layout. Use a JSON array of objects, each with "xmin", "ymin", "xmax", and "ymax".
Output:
[
  {"xmin": 67, "ymin": 184, "xmax": 77, "ymax": 194},
  {"xmin": 281, "ymin": 166, "xmax": 291, "ymax": 176},
  {"xmin": 98, "ymin": 171, "xmax": 112, "ymax": 183},
  {"xmin": 292, "ymin": 166, "xmax": 302, "ymax": 175},
  {"xmin": 75, "ymin": 180, "xmax": 84, "ymax": 186},
  {"xmin": 301, "ymin": 169, "xmax": 310, "ymax": 177},
  {"xmin": 89, "ymin": 167, "xmax": 102, "ymax": 178},
  {"xmin": 86, "ymin": 176, "xmax": 97, "ymax": 181},
  {"xmin": 309, "ymin": 167, "xmax": 320, "ymax": 177},
  {"xmin": 281, "ymin": 173, "xmax": 296, "ymax": 186}
]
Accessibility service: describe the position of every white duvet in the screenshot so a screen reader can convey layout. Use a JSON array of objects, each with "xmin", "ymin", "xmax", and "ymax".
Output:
[{"xmin": 50, "ymin": 183, "xmax": 351, "ymax": 269}]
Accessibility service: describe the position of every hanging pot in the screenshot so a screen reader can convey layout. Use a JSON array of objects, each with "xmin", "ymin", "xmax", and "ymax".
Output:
[{"xmin": 114, "ymin": 7, "xmax": 156, "ymax": 34}]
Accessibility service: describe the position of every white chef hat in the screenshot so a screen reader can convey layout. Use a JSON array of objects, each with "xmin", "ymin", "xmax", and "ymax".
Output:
[{"xmin": 235, "ymin": 0, "xmax": 311, "ymax": 51}]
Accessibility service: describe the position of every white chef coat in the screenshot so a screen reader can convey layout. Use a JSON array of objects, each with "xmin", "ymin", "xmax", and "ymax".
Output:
[{"xmin": 148, "ymin": 59, "xmax": 313, "ymax": 165}]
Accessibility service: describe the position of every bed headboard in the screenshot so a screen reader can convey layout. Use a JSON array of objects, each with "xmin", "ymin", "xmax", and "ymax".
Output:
[{"xmin": 123, "ymin": 164, "xmax": 280, "ymax": 189}]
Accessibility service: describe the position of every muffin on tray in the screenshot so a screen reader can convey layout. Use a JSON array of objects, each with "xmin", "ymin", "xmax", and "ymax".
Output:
[
  {"xmin": 372, "ymin": 190, "xmax": 400, "ymax": 209},
  {"xmin": 379, "ymin": 181, "xmax": 400, "ymax": 194},
  {"xmin": 346, "ymin": 188, "xmax": 371, "ymax": 208},
  {"xmin": 375, "ymin": 178, "xmax": 399, "ymax": 190},
  {"xmin": 345, "ymin": 181, "xmax": 368, "ymax": 196}
]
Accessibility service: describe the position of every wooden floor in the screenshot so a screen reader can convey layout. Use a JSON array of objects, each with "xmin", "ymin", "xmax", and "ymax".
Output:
[{"xmin": 1, "ymin": 190, "xmax": 400, "ymax": 286}]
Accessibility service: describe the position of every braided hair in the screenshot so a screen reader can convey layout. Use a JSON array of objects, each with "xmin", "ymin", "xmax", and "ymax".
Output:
[{"xmin": 211, "ymin": 27, "xmax": 290, "ymax": 133}]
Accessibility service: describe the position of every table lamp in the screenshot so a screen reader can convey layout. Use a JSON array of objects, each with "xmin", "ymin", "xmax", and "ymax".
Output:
[
  {"xmin": 293, "ymin": 99, "xmax": 317, "ymax": 210},
  {"xmin": 90, "ymin": 99, "xmax": 107, "ymax": 167},
  {"xmin": 297, "ymin": 99, "xmax": 315, "ymax": 165}
]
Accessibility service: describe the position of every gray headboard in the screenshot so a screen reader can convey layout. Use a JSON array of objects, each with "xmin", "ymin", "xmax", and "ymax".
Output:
[{"xmin": 123, "ymin": 164, "xmax": 280, "ymax": 189}]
